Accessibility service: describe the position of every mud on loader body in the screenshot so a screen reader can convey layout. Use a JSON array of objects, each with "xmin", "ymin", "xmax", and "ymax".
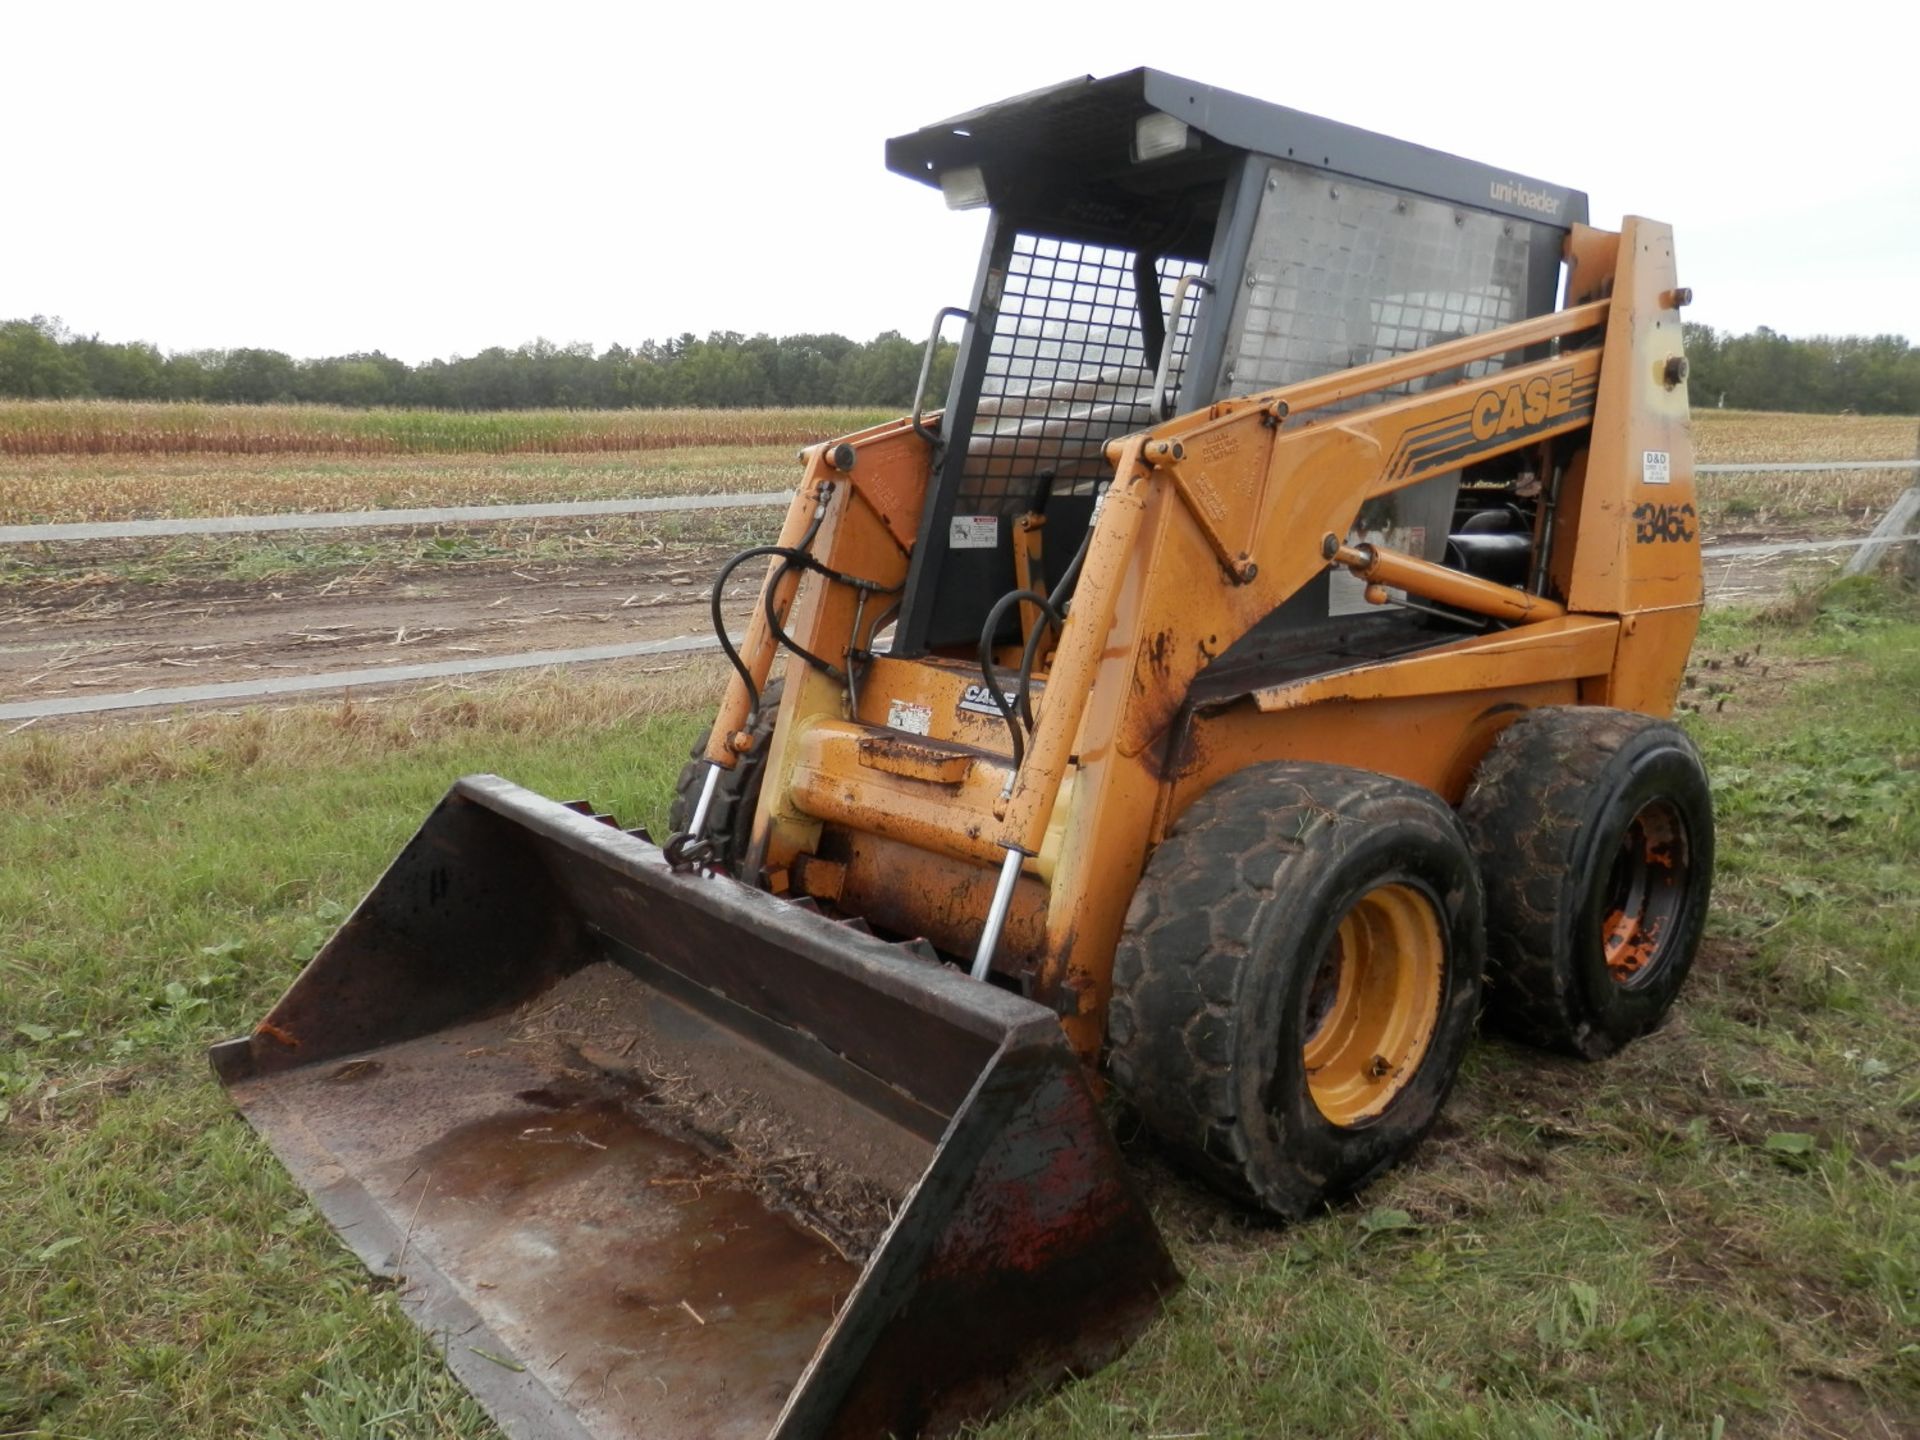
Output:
[{"xmin": 216, "ymin": 69, "xmax": 1714, "ymax": 1439}]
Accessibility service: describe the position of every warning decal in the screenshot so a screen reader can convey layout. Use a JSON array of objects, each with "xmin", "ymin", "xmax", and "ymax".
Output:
[{"xmin": 949, "ymin": 515, "xmax": 999, "ymax": 549}]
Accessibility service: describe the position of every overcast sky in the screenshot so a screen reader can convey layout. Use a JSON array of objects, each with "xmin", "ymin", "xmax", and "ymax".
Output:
[{"xmin": 4, "ymin": 0, "xmax": 1914, "ymax": 363}]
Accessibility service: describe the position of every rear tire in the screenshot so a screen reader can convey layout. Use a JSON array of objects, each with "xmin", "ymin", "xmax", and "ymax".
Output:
[
  {"xmin": 1461, "ymin": 706, "xmax": 1714, "ymax": 1059},
  {"xmin": 667, "ymin": 678, "xmax": 782, "ymax": 870},
  {"xmin": 1109, "ymin": 762, "xmax": 1485, "ymax": 1219}
]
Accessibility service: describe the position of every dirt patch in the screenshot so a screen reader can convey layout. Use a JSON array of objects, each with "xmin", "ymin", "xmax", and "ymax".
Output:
[
  {"xmin": 0, "ymin": 543, "xmax": 758, "ymax": 706},
  {"xmin": 1677, "ymin": 642, "xmax": 1847, "ymax": 718},
  {"xmin": 501, "ymin": 965, "xmax": 923, "ymax": 1264},
  {"xmin": 0, "ymin": 514, "xmax": 1858, "ymax": 725},
  {"xmin": 0, "ymin": 515, "xmax": 1863, "ymax": 723},
  {"xmin": 1791, "ymin": 1377, "xmax": 1916, "ymax": 1440}
]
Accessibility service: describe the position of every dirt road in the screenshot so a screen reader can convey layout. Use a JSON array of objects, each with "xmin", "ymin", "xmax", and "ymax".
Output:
[
  {"xmin": 0, "ymin": 542, "xmax": 758, "ymax": 704},
  {"xmin": 0, "ymin": 527, "xmax": 1859, "ymax": 721}
]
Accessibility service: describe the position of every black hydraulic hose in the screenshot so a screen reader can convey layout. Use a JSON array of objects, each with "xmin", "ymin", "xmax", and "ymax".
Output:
[
  {"xmin": 760, "ymin": 551, "xmax": 905, "ymax": 686},
  {"xmin": 1047, "ymin": 515, "xmax": 1094, "ymax": 609},
  {"xmin": 977, "ymin": 587, "xmax": 1063, "ymax": 773},
  {"xmin": 712, "ymin": 543, "xmax": 806, "ymax": 721},
  {"xmin": 1012, "ymin": 515, "xmax": 1097, "ymax": 728},
  {"xmin": 711, "ymin": 501, "xmax": 907, "ymax": 717},
  {"xmin": 709, "ymin": 505, "xmax": 824, "ymax": 721},
  {"xmin": 762, "ymin": 553, "xmax": 847, "ymax": 682}
]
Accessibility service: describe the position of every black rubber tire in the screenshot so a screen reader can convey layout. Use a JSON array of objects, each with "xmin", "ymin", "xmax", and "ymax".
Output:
[
  {"xmin": 1461, "ymin": 706, "xmax": 1715, "ymax": 1060},
  {"xmin": 666, "ymin": 678, "xmax": 783, "ymax": 870},
  {"xmin": 1109, "ymin": 762, "xmax": 1486, "ymax": 1219}
]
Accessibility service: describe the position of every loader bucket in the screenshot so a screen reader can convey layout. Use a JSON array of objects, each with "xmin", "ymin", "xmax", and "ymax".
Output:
[{"xmin": 210, "ymin": 774, "xmax": 1177, "ymax": 1440}]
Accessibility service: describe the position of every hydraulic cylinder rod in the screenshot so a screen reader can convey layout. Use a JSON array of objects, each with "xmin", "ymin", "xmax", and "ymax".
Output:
[
  {"xmin": 971, "ymin": 845, "xmax": 1027, "ymax": 981},
  {"xmin": 1322, "ymin": 534, "xmax": 1566, "ymax": 624}
]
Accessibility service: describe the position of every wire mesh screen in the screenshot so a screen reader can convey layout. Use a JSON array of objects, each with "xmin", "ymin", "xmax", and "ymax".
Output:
[
  {"xmin": 1222, "ymin": 161, "xmax": 1539, "ymax": 407},
  {"xmin": 960, "ymin": 234, "xmax": 1208, "ymax": 514}
]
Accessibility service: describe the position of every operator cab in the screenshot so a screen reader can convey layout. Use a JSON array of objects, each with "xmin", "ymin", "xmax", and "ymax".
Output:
[{"xmin": 885, "ymin": 69, "xmax": 1586, "ymax": 655}]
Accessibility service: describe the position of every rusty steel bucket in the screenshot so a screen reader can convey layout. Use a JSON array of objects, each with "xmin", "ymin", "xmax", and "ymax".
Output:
[{"xmin": 210, "ymin": 774, "xmax": 1176, "ymax": 1440}]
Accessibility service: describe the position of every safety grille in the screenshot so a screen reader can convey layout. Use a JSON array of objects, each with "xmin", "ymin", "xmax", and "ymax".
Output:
[{"xmin": 960, "ymin": 233, "xmax": 1208, "ymax": 514}]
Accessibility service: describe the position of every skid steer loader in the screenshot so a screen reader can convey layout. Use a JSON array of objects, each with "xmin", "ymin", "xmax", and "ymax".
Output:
[{"xmin": 214, "ymin": 68, "xmax": 1714, "ymax": 1440}]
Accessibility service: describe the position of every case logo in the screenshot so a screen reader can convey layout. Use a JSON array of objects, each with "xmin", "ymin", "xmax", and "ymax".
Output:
[
  {"xmin": 958, "ymin": 682, "xmax": 1033, "ymax": 718},
  {"xmin": 1470, "ymin": 368, "xmax": 1578, "ymax": 442}
]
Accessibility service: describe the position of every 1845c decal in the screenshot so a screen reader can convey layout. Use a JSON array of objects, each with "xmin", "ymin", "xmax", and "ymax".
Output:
[{"xmin": 1633, "ymin": 501, "xmax": 1696, "ymax": 544}]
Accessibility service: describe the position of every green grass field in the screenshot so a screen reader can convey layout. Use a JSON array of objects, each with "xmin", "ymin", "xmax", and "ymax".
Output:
[{"xmin": 4, "ymin": 585, "xmax": 1918, "ymax": 1439}]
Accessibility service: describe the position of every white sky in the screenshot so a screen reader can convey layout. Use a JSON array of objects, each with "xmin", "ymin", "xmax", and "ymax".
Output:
[{"xmin": 3, "ymin": 0, "xmax": 1915, "ymax": 363}]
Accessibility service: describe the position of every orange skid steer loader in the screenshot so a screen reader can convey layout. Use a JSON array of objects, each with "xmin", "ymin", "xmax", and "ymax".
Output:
[{"xmin": 214, "ymin": 69, "xmax": 1713, "ymax": 1440}]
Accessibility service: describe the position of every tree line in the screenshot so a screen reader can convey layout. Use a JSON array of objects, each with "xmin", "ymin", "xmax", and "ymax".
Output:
[
  {"xmin": 1, "ymin": 314, "xmax": 1915, "ymax": 415},
  {"xmin": 0, "ymin": 317, "xmax": 956, "ymax": 412},
  {"xmin": 1680, "ymin": 324, "xmax": 1919, "ymax": 415}
]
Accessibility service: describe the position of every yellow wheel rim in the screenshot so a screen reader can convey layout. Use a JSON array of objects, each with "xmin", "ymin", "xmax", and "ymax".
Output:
[{"xmin": 1301, "ymin": 883, "xmax": 1446, "ymax": 1127}]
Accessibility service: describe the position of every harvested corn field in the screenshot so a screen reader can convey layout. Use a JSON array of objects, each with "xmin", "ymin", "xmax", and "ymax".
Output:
[
  {"xmin": 2, "ymin": 408, "xmax": 1913, "ymax": 723},
  {"xmin": 0, "ymin": 400, "xmax": 894, "ymax": 458}
]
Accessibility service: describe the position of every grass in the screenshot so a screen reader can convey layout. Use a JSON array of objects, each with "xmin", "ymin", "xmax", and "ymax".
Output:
[
  {"xmin": 0, "ymin": 400, "xmax": 894, "ymax": 458},
  {"xmin": 4, "ymin": 587, "xmax": 1919, "ymax": 1439},
  {"xmin": 1, "ymin": 666, "xmax": 722, "ymax": 1437}
]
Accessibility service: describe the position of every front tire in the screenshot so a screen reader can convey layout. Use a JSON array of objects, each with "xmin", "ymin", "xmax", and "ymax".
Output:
[
  {"xmin": 1461, "ymin": 706, "xmax": 1714, "ymax": 1059},
  {"xmin": 666, "ymin": 678, "xmax": 783, "ymax": 871},
  {"xmin": 1109, "ymin": 763, "xmax": 1486, "ymax": 1219}
]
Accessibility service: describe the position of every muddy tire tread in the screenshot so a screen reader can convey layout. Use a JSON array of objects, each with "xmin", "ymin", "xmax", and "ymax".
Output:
[
  {"xmin": 667, "ymin": 678, "xmax": 783, "ymax": 867},
  {"xmin": 1111, "ymin": 762, "xmax": 1483, "ymax": 1218},
  {"xmin": 1461, "ymin": 705, "xmax": 1712, "ymax": 1059}
]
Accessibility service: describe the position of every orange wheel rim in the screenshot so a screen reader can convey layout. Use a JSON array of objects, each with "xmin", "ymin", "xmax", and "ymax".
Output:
[
  {"xmin": 1600, "ymin": 799, "xmax": 1689, "ymax": 985},
  {"xmin": 1301, "ymin": 883, "xmax": 1446, "ymax": 1127}
]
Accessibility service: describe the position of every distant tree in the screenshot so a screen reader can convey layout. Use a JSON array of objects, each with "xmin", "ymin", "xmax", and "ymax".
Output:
[
  {"xmin": 69, "ymin": 335, "xmax": 167, "ymax": 398},
  {"xmin": 162, "ymin": 350, "xmax": 216, "ymax": 401},
  {"xmin": 1682, "ymin": 325, "xmax": 1920, "ymax": 415},
  {"xmin": 305, "ymin": 352, "xmax": 408, "ymax": 407},
  {"xmin": 836, "ymin": 330, "xmax": 952, "ymax": 409},
  {"xmin": 210, "ymin": 348, "xmax": 301, "ymax": 404},
  {"xmin": 0, "ymin": 317, "xmax": 90, "ymax": 397},
  {"xmin": 3, "ymin": 315, "xmax": 1905, "ymax": 416}
]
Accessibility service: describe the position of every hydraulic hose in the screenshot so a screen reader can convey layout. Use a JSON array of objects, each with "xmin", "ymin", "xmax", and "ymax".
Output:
[
  {"xmin": 1012, "ymin": 517, "xmax": 1096, "ymax": 728},
  {"xmin": 763, "ymin": 552, "xmax": 847, "ymax": 682},
  {"xmin": 977, "ymin": 587, "xmax": 1063, "ymax": 773},
  {"xmin": 709, "ymin": 500, "xmax": 904, "ymax": 724},
  {"xmin": 710, "ymin": 504, "xmax": 825, "ymax": 724}
]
